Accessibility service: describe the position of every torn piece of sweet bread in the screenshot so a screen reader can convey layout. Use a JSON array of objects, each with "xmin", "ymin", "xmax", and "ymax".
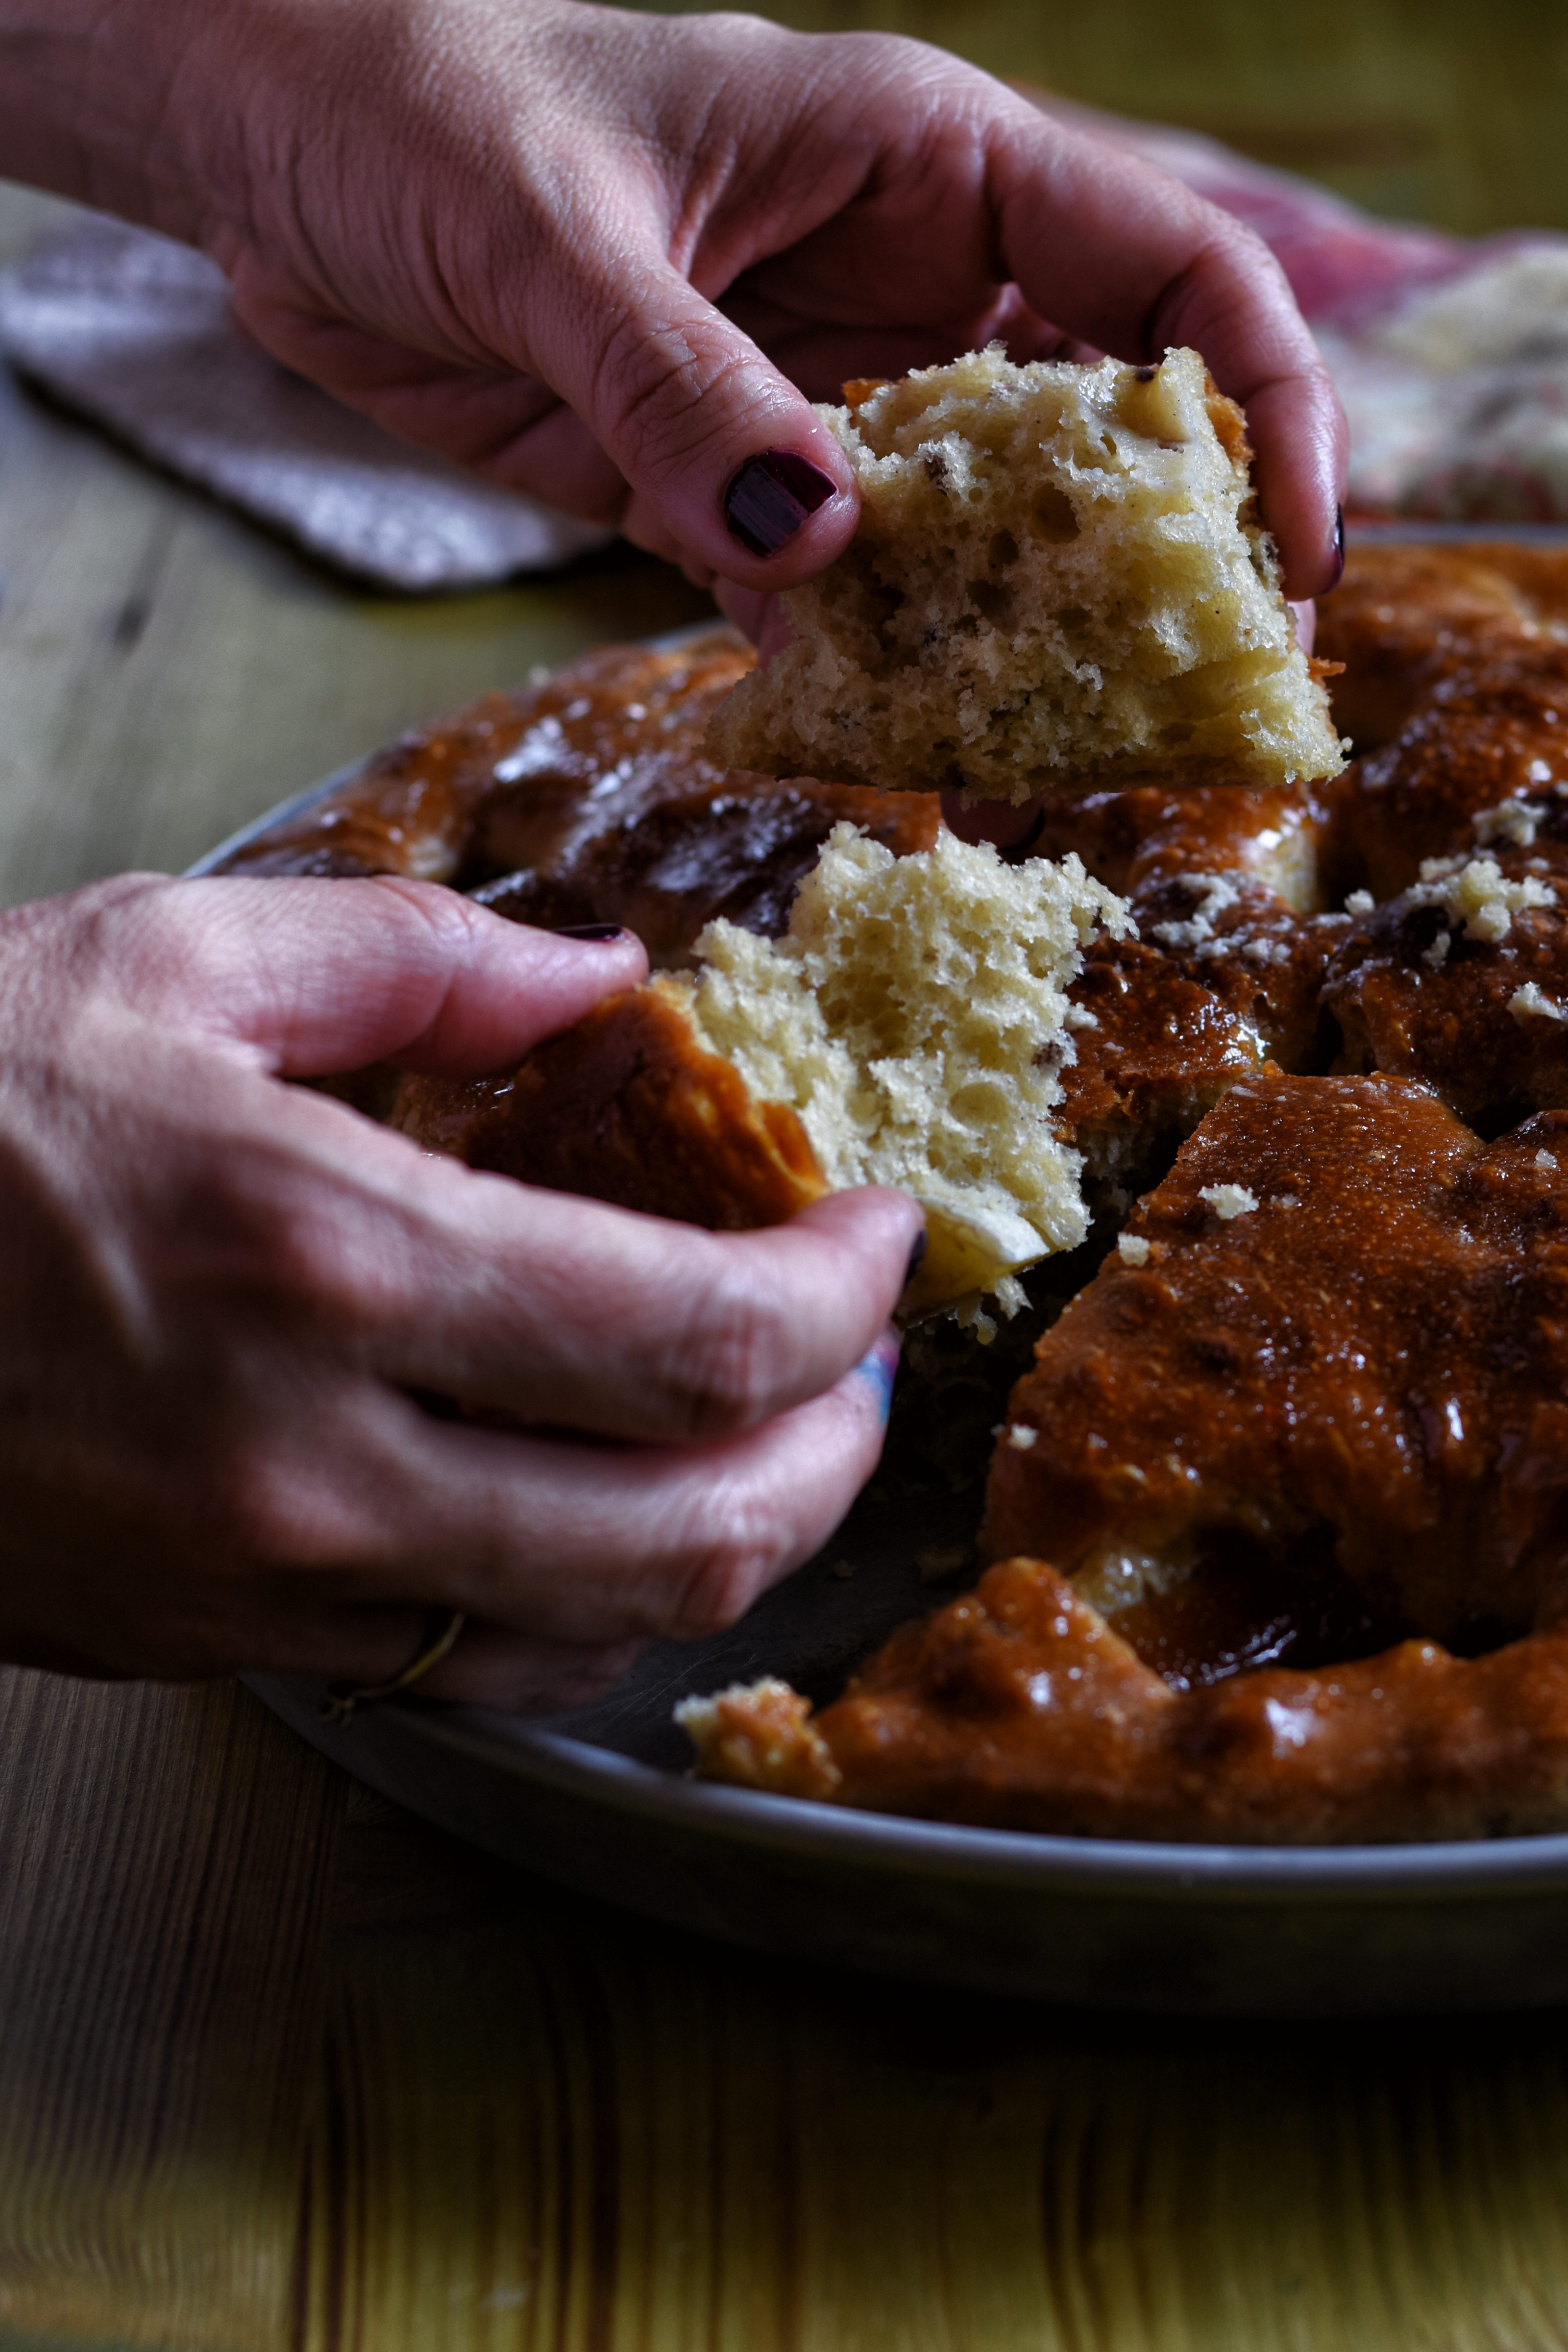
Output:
[
  {"xmin": 706, "ymin": 346, "xmax": 1345, "ymax": 802},
  {"xmin": 393, "ymin": 823, "xmax": 1128, "ymax": 1319}
]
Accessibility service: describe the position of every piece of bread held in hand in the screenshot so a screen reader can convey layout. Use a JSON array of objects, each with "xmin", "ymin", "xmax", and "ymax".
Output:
[
  {"xmin": 392, "ymin": 825, "xmax": 1128, "ymax": 1323},
  {"xmin": 706, "ymin": 346, "xmax": 1345, "ymax": 803}
]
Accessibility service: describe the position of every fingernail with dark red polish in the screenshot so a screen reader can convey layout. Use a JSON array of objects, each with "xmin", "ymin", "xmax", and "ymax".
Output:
[
  {"xmin": 1330, "ymin": 504, "xmax": 1345, "ymax": 588},
  {"xmin": 552, "ymin": 922, "xmax": 629, "ymax": 941},
  {"xmin": 724, "ymin": 450, "xmax": 837, "ymax": 558}
]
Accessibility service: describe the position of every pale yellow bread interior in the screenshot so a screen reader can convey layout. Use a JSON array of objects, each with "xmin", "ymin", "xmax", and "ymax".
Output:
[
  {"xmin": 706, "ymin": 346, "xmax": 1345, "ymax": 803},
  {"xmin": 660, "ymin": 821, "xmax": 1129, "ymax": 1320}
]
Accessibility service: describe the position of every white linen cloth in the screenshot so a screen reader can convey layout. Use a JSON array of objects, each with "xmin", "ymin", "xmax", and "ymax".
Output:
[{"xmin": 0, "ymin": 214, "xmax": 612, "ymax": 589}]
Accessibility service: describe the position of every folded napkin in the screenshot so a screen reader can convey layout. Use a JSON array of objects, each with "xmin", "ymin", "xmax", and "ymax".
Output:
[
  {"xmin": 0, "ymin": 214, "xmax": 612, "ymax": 589},
  {"xmin": 6, "ymin": 124, "xmax": 1568, "ymax": 573}
]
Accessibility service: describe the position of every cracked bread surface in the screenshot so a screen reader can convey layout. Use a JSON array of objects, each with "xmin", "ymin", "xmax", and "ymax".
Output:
[
  {"xmin": 666, "ymin": 822, "xmax": 1128, "ymax": 1288},
  {"xmin": 706, "ymin": 346, "xmax": 1345, "ymax": 802}
]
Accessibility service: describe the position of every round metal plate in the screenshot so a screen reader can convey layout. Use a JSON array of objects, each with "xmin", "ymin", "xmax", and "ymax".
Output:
[{"xmin": 222, "ymin": 574, "xmax": 1568, "ymax": 2015}]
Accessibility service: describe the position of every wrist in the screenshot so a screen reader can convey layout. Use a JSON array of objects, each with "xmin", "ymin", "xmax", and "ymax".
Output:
[
  {"xmin": 0, "ymin": 0, "xmax": 229, "ymax": 237},
  {"xmin": 0, "ymin": 0, "xmax": 394, "ymax": 252}
]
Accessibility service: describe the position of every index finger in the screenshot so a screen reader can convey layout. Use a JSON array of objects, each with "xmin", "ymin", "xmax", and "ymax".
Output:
[
  {"xmin": 370, "ymin": 1176, "xmax": 922, "ymax": 1445},
  {"xmin": 270, "ymin": 1090, "xmax": 923, "ymax": 1443}
]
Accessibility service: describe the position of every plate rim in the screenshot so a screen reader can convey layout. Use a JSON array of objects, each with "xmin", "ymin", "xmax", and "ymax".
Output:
[{"xmin": 253, "ymin": 1674, "xmax": 1568, "ymax": 1901}]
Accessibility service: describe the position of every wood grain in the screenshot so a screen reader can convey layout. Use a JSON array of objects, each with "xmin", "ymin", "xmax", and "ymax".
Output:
[
  {"xmin": 295, "ymin": 1875, "xmax": 1568, "ymax": 2352},
  {"xmin": 0, "ymin": 1675, "xmax": 343, "ymax": 2349}
]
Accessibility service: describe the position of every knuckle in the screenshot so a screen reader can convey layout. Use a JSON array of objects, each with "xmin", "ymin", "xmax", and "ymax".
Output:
[
  {"xmin": 665, "ymin": 1278, "xmax": 790, "ymax": 1437},
  {"xmin": 191, "ymin": 1147, "xmax": 407, "ymax": 1332},
  {"xmin": 203, "ymin": 1438, "xmax": 335, "ymax": 1572},
  {"xmin": 201, "ymin": 1410, "xmax": 392, "ymax": 1584},
  {"xmin": 97, "ymin": 878, "xmax": 220, "ymax": 1006},
  {"xmin": 590, "ymin": 307, "xmax": 758, "ymax": 480},
  {"xmin": 662, "ymin": 1491, "xmax": 784, "ymax": 1639}
]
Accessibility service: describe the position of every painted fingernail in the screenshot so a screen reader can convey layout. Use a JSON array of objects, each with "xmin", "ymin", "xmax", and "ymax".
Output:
[
  {"xmin": 552, "ymin": 922, "xmax": 629, "ymax": 941},
  {"xmin": 905, "ymin": 1230, "xmax": 928, "ymax": 1287},
  {"xmin": 853, "ymin": 1329, "xmax": 901, "ymax": 1422},
  {"xmin": 724, "ymin": 450, "xmax": 837, "ymax": 557},
  {"xmin": 1329, "ymin": 504, "xmax": 1345, "ymax": 588}
]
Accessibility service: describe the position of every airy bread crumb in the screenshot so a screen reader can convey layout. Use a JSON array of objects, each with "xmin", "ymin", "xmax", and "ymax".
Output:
[
  {"xmin": 657, "ymin": 821, "xmax": 1128, "ymax": 1310},
  {"xmin": 1411, "ymin": 854, "xmax": 1556, "ymax": 944},
  {"xmin": 674, "ymin": 1679, "xmax": 841, "ymax": 1798},
  {"xmin": 707, "ymin": 345, "xmax": 1345, "ymax": 802}
]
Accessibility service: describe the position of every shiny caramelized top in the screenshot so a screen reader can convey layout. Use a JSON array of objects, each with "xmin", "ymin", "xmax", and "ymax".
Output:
[
  {"xmin": 1323, "ymin": 646, "xmax": 1568, "ymax": 901},
  {"xmin": 1316, "ymin": 542, "xmax": 1568, "ymax": 749},
  {"xmin": 1325, "ymin": 843, "xmax": 1568, "ymax": 1131},
  {"xmin": 215, "ymin": 635, "xmax": 756, "ymax": 882},
  {"xmin": 1037, "ymin": 773, "xmax": 1339, "ymax": 1179},
  {"xmin": 986, "ymin": 1073, "xmax": 1568, "ymax": 1652},
  {"xmin": 770, "ymin": 1559, "xmax": 1568, "ymax": 1844},
  {"xmin": 218, "ymin": 627, "xmax": 937, "ymax": 959}
]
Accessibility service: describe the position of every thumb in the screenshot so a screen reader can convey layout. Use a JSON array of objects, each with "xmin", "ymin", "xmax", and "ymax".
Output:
[
  {"xmin": 116, "ymin": 876, "xmax": 648, "ymax": 1077},
  {"xmin": 548, "ymin": 249, "xmax": 858, "ymax": 589}
]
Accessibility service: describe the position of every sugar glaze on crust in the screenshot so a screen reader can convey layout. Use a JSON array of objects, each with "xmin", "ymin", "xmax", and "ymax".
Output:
[{"xmin": 219, "ymin": 543, "xmax": 1568, "ymax": 1844}]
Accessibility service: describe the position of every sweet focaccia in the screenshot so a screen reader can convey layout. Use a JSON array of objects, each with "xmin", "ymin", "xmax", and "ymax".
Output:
[
  {"xmin": 678, "ymin": 547, "xmax": 1568, "ymax": 1843},
  {"xmin": 219, "ymin": 539, "xmax": 1568, "ymax": 1843}
]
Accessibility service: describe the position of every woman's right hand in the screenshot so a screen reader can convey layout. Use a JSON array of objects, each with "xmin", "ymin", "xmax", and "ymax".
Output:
[{"xmin": 0, "ymin": 873, "xmax": 918, "ymax": 1706}]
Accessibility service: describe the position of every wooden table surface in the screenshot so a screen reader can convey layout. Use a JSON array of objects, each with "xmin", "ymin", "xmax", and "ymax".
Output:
[{"xmin": 6, "ymin": 13, "xmax": 1568, "ymax": 2332}]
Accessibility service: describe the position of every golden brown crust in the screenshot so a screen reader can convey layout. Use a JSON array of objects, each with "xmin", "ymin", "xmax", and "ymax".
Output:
[
  {"xmin": 1324, "ymin": 845, "xmax": 1568, "ymax": 1127},
  {"xmin": 1322, "ymin": 647, "xmax": 1568, "ymax": 901},
  {"xmin": 392, "ymin": 984, "xmax": 827, "ymax": 1233},
  {"xmin": 217, "ymin": 690, "xmax": 527, "ymax": 882},
  {"xmin": 1035, "ymin": 775, "xmax": 1338, "ymax": 1182},
  {"xmin": 216, "ymin": 631, "xmax": 757, "ymax": 889},
  {"xmin": 474, "ymin": 779, "xmax": 938, "ymax": 964},
  {"xmin": 1315, "ymin": 543, "xmax": 1568, "ymax": 750},
  {"xmin": 708, "ymin": 1073, "xmax": 1568, "ymax": 1843},
  {"xmin": 986, "ymin": 1075, "xmax": 1568, "ymax": 1648},
  {"xmin": 788, "ymin": 1560, "xmax": 1568, "ymax": 1845}
]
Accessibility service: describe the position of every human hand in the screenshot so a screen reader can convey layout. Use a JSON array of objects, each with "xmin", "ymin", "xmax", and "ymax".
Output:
[
  {"xmin": 3, "ymin": 0, "xmax": 1344, "ymax": 599},
  {"xmin": 0, "ymin": 874, "xmax": 917, "ymax": 1706}
]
